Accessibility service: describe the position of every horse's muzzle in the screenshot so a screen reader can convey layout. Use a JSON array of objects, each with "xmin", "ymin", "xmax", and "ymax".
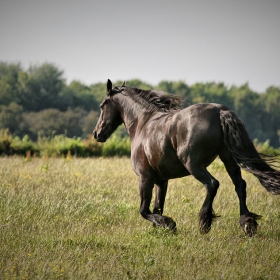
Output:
[{"xmin": 93, "ymin": 130, "xmax": 106, "ymax": 143}]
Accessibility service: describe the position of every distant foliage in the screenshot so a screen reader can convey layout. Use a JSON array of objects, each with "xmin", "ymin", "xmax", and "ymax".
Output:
[
  {"xmin": 0, "ymin": 129, "xmax": 129, "ymax": 157},
  {"xmin": 1, "ymin": 129, "xmax": 279, "ymax": 158},
  {"xmin": 0, "ymin": 61, "xmax": 280, "ymax": 148}
]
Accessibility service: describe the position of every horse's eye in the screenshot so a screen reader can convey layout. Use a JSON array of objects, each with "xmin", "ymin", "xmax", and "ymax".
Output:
[
  {"xmin": 100, "ymin": 96, "xmax": 112, "ymax": 109},
  {"xmin": 100, "ymin": 100, "xmax": 107, "ymax": 109}
]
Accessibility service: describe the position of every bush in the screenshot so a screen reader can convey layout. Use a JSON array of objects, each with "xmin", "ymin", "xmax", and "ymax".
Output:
[
  {"xmin": 82, "ymin": 136, "xmax": 102, "ymax": 157},
  {"xmin": 253, "ymin": 139, "xmax": 280, "ymax": 156},
  {"xmin": 2, "ymin": 128, "xmax": 280, "ymax": 159},
  {"xmin": 36, "ymin": 135, "xmax": 83, "ymax": 157},
  {"xmin": 11, "ymin": 135, "xmax": 37, "ymax": 156},
  {"xmin": 102, "ymin": 134, "xmax": 131, "ymax": 157},
  {"xmin": 0, "ymin": 129, "xmax": 13, "ymax": 155}
]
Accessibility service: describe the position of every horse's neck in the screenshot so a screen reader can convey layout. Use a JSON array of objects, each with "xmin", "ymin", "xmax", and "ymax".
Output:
[{"xmin": 116, "ymin": 95, "xmax": 148, "ymax": 139}]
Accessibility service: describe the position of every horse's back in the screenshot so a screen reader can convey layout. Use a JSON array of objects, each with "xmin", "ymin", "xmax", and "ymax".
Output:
[{"xmin": 173, "ymin": 103, "xmax": 224, "ymax": 139}]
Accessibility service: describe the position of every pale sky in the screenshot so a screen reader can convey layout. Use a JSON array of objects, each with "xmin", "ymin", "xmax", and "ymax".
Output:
[{"xmin": 1, "ymin": 0, "xmax": 279, "ymax": 93}]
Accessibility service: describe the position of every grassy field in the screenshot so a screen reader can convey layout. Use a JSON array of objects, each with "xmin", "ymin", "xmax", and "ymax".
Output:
[{"xmin": 1, "ymin": 156, "xmax": 280, "ymax": 280}]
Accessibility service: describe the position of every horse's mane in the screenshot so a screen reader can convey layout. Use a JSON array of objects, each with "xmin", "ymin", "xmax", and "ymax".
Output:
[{"xmin": 113, "ymin": 86, "xmax": 183, "ymax": 113}]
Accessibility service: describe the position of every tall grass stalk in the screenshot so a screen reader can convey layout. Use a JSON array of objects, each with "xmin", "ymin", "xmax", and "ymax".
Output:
[{"xmin": 1, "ymin": 157, "xmax": 280, "ymax": 279}]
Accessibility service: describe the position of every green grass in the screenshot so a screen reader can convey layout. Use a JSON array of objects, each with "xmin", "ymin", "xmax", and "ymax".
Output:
[{"xmin": 1, "ymin": 157, "xmax": 280, "ymax": 279}]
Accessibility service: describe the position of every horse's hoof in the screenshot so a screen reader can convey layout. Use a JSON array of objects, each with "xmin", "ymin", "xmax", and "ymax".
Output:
[
  {"xmin": 158, "ymin": 216, "xmax": 177, "ymax": 232},
  {"xmin": 167, "ymin": 220, "xmax": 177, "ymax": 233},
  {"xmin": 240, "ymin": 214, "xmax": 261, "ymax": 237},
  {"xmin": 242, "ymin": 218, "xmax": 258, "ymax": 237},
  {"xmin": 199, "ymin": 221, "xmax": 211, "ymax": 234},
  {"xmin": 199, "ymin": 209, "xmax": 219, "ymax": 234}
]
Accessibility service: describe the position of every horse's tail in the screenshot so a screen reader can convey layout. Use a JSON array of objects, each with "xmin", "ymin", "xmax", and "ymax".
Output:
[{"xmin": 220, "ymin": 109, "xmax": 280, "ymax": 195}]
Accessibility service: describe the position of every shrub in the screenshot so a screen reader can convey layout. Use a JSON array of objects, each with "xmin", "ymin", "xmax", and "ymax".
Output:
[
  {"xmin": 253, "ymin": 139, "xmax": 280, "ymax": 156},
  {"xmin": 82, "ymin": 136, "xmax": 102, "ymax": 157},
  {"xmin": 2, "ymin": 128, "xmax": 280, "ymax": 159},
  {"xmin": 11, "ymin": 135, "xmax": 37, "ymax": 156},
  {"xmin": 36, "ymin": 135, "xmax": 84, "ymax": 157},
  {"xmin": 0, "ymin": 129, "xmax": 13, "ymax": 155},
  {"xmin": 102, "ymin": 134, "xmax": 131, "ymax": 157}
]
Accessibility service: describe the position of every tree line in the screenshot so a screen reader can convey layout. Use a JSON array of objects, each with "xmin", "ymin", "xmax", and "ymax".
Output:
[{"xmin": 0, "ymin": 61, "xmax": 279, "ymax": 148}]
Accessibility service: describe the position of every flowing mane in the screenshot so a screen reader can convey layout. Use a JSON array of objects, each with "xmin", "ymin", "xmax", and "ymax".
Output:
[{"xmin": 113, "ymin": 86, "xmax": 183, "ymax": 113}]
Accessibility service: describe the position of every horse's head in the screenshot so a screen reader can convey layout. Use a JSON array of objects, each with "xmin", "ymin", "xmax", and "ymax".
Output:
[{"xmin": 93, "ymin": 79, "xmax": 124, "ymax": 142}]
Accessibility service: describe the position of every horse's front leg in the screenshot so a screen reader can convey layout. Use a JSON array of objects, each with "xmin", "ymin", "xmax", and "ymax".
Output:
[
  {"xmin": 153, "ymin": 180, "xmax": 168, "ymax": 215},
  {"xmin": 139, "ymin": 177, "xmax": 176, "ymax": 231}
]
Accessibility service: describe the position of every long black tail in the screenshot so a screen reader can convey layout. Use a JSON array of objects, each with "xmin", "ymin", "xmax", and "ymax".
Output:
[{"xmin": 220, "ymin": 109, "xmax": 280, "ymax": 195}]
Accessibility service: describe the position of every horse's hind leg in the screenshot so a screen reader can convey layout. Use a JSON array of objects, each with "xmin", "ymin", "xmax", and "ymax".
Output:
[
  {"xmin": 219, "ymin": 146, "xmax": 262, "ymax": 237},
  {"xmin": 188, "ymin": 166, "xmax": 220, "ymax": 234}
]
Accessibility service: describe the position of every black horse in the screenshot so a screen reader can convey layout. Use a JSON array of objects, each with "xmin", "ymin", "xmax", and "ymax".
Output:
[{"xmin": 93, "ymin": 79, "xmax": 280, "ymax": 236}]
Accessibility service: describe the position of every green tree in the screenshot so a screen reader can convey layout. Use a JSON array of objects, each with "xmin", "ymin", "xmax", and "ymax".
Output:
[
  {"xmin": 67, "ymin": 81, "xmax": 99, "ymax": 111},
  {"xmin": 57, "ymin": 85, "xmax": 75, "ymax": 111},
  {"xmin": 89, "ymin": 79, "xmax": 153, "ymax": 105},
  {"xmin": 20, "ymin": 63, "xmax": 64, "ymax": 111},
  {"xmin": 157, "ymin": 81, "xmax": 190, "ymax": 103},
  {"xmin": 22, "ymin": 108, "xmax": 87, "ymax": 140},
  {"xmin": 0, "ymin": 102, "xmax": 23, "ymax": 135},
  {"xmin": 81, "ymin": 110, "xmax": 99, "ymax": 136},
  {"xmin": 189, "ymin": 82, "xmax": 233, "ymax": 108},
  {"xmin": 0, "ymin": 62, "xmax": 22, "ymax": 105},
  {"xmin": 259, "ymin": 86, "xmax": 280, "ymax": 147},
  {"xmin": 229, "ymin": 84, "xmax": 263, "ymax": 141},
  {"xmin": 89, "ymin": 82, "xmax": 107, "ymax": 104},
  {"xmin": 63, "ymin": 107, "xmax": 87, "ymax": 137},
  {"xmin": 22, "ymin": 109, "xmax": 64, "ymax": 139},
  {"xmin": 123, "ymin": 79, "xmax": 152, "ymax": 90}
]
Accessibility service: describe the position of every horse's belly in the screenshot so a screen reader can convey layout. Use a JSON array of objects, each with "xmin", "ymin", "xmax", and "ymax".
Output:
[
  {"xmin": 156, "ymin": 160, "xmax": 190, "ymax": 179},
  {"xmin": 147, "ymin": 147, "xmax": 190, "ymax": 179}
]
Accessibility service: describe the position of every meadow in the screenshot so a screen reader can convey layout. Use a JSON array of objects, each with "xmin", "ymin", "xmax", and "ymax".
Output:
[{"xmin": 1, "ymin": 156, "xmax": 280, "ymax": 279}]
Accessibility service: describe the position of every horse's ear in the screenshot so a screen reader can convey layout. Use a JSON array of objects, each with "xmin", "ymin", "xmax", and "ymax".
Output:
[
  {"xmin": 121, "ymin": 81, "xmax": 126, "ymax": 87},
  {"xmin": 107, "ymin": 79, "xmax": 112, "ymax": 95}
]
